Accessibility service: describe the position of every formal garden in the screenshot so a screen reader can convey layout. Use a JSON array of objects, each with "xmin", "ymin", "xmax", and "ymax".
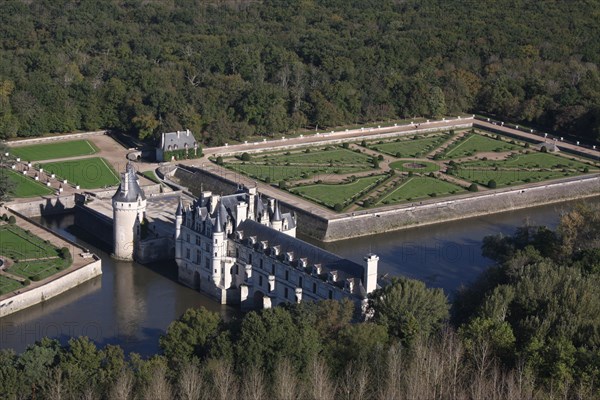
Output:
[
  {"xmin": 9, "ymin": 140, "xmax": 98, "ymax": 161},
  {"xmin": 0, "ymin": 222, "xmax": 72, "ymax": 295},
  {"xmin": 38, "ymin": 157, "xmax": 120, "ymax": 189},
  {"xmin": 4, "ymin": 169, "xmax": 55, "ymax": 197},
  {"xmin": 215, "ymin": 128, "xmax": 599, "ymax": 212}
]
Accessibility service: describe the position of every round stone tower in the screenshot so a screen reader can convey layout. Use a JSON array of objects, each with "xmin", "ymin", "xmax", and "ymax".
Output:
[{"xmin": 112, "ymin": 162, "xmax": 146, "ymax": 260}]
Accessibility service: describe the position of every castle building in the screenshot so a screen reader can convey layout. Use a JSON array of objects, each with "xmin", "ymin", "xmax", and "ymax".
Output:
[
  {"xmin": 112, "ymin": 162, "xmax": 146, "ymax": 260},
  {"xmin": 156, "ymin": 129, "xmax": 198, "ymax": 162},
  {"xmin": 175, "ymin": 186, "xmax": 379, "ymax": 309}
]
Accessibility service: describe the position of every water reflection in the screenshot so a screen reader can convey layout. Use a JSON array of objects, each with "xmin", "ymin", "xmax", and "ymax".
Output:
[{"xmin": 0, "ymin": 197, "xmax": 597, "ymax": 355}]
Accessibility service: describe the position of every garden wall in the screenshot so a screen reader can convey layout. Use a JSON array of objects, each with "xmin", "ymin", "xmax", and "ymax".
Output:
[
  {"xmin": 0, "ymin": 258, "xmax": 102, "ymax": 318},
  {"xmin": 7, "ymin": 194, "xmax": 79, "ymax": 217},
  {"xmin": 323, "ymin": 174, "xmax": 600, "ymax": 241}
]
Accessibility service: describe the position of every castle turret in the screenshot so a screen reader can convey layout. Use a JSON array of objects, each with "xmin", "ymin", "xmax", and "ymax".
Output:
[
  {"xmin": 363, "ymin": 253, "xmax": 379, "ymax": 294},
  {"xmin": 271, "ymin": 200, "xmax": 283, "ymax": 232},
  {"xmin": 112, "ymin": 162, "xmax": 146, "ymax": 260},
  {"xmin": 175, "ymin": 197, "xmax": 183, "ymax": 261},
  {"xmin": 211, "ymin": 205, "xmax": 226, "ymax": 286}
]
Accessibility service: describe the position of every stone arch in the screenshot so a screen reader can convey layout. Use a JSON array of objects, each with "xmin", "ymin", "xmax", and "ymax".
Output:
[{"xmin": 253, "ymin": 290, "xmax": 266, "ymax": 310}]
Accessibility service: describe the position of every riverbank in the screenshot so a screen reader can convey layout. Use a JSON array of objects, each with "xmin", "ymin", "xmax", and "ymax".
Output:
[{"xmin": 0, "ymin": 209, "xmax": 102, "ymax": 318}]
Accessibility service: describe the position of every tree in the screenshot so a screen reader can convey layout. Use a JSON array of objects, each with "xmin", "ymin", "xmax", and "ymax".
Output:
[
  {"xmin": 367, "ymin": 277, "xmax": 449, "ymax": 345},
  {"xmin": 159, "ymin": 307, "xmax": 222, "ymax": 364},
  {"xmin": 0, "ymin": 142, "xmax": 15, "ymax": 204}
]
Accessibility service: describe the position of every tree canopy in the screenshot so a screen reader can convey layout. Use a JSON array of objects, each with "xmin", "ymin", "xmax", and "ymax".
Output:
[{"xmin": 1, "ymin": 0, "xmax": 600, "ymax": 143}]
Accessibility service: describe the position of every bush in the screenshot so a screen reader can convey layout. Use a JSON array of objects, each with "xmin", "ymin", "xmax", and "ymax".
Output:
[
  {"xmin": 279, "ymin": 180, "xmax": 287, "ymax": 189},
  {"xmin": 361, "ymin": 140, "xmax": 367, "ymax": 147},
  {"xmin": 525, "ymin": 142, "xmax": 530, "ymax": 148},
  {"xmin": 22, "ymin": 279, "xmax": 30, "ymax": 286},
  {"xmin": 8, "ymin": 216, "xmax": 16, "ymax": 224},
  {"xmin": 468, "ymin": 183, "xmax": 478, "ymax": 192},
  {"xmin": 241, "ymin": 152, "xmax": 251, "ymax": 161},
  {"xmin": 584, "ymin": 167, "xmax": 590, "ymax": 173},
  {"xmin": 264, "ymin": 176, "xmax": 271, "ymax": 183},
  {"xmin": 333, "ymin": 203, "xmax": 344, "ymax": 212},
  {"xmin": 304, "ymin": 148, "xmax": 311, "ymax": 153},
  {"xmin": 540, "ymin": 146, "xmax": 548, "ymax": 153},
  {"xmin": 488, "ymin": 180, "xmax": 497, "ymax": 189},
  {"xmin": 377, "ymin": 154, "xmax": 384, "ymax": 161},
  {"xmin": 60, "ymin": 247, "xmax": 71, "ymax": 260},
  {"xmin": 408, "ymin": 171, "xmax": 414, "ymax": 177},
  {"xmin": 1, "ymin": 213, "xmax": 7, "ymax": 221},
  {"xmin": 342, "ymin": 142, "xmax": 349, "ymax": 149},
  {"xmin": 216, "ymin": 156, "xmax": 224, "ymax": 165}
]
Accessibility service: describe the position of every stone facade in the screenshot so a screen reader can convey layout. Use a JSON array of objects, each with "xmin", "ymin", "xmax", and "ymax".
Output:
[{"xmin": 174, "ymin": 187, "xmax": 378, "ymax": 308}]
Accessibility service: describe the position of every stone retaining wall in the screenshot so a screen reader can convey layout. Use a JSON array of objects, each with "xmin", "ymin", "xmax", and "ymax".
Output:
[
  {"xmin": 215, "ymin": 123, "xmax": 474, "ymax": 157},
  {"xmin": 7, "ymin": 130, "xmax": 107, "ymax": 146},
  {"xmin": 7, "ymin": 195, "xmax": 79, "ymax": 217},
  {"xmin": 323, "ymin": 175, "xmax": 600, "ymax": 241},
  {"xmin": 0, "ymin": 258, "xmax": 102, "ymax": 318},
  {"xmin": 74, "ymin": 204, "xmax": 113, "ymax": 247}
]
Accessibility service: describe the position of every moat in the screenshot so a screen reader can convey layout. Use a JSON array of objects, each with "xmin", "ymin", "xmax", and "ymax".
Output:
[{"xmin": 0, "ymin": 197, "xmax": 598, "ymax": 356}]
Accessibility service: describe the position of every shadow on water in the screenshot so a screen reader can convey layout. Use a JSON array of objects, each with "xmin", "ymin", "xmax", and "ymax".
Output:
[
  {"xmin": 0, "ymin": 213, "xmax": 239, "ymax": 356},
  {"xmin": 1, "ymin": 197, "xmax": 597, "ymax": 355}
]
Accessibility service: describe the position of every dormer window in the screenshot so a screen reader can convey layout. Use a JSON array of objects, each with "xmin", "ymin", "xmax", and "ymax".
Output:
[
  {"xmin": 312, "ymin": 264, "xmax": 322, "ymax": 276},
  {"xmin": 260, "ymin": 240, "xmax": 268, "ymax": 251},
  {"xmin": 299, "ymin": 258, "xmax": 308, "ymax": 269},
  {"xmin": 328, "ymin": 270, "xmax": 338, "ymax": 283},
  {"xmin": 271, "ymin": 245, "xmax": 281, "ymax": 256},
  {"xmin": 345, "ymin": 279, "xmax": 354, "ymax": 292},
  {"xmin": 248, "ymin": 236, "xmax": 257, "ymax": 246},
  {"xmin": 285, "ymin": 251, "xmax": 294, "ymax": 263},
  {"xmin": 236, "ymin": 231, "xmax": 244, "ymax": 240}
]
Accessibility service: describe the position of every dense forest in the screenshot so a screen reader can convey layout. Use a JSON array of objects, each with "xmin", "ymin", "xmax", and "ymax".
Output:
[
  {"xmin": 1, "ymin": 0, "xmax": 600, "ymax": 145},
  {"xmin": 1, "ymin": 204, "xmax": 599, "ymax": 399}
]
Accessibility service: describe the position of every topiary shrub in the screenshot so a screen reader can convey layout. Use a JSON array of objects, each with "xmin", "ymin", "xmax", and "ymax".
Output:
[
  {"xmin": 279, "ymin": 180, "xmax": 287, "ymax": 189},
  {"xmin": 216, "ymin": 156, "xmax": 224, "ymax": 165},
  {"xmin": 241, "ymin": 152, "xmax": 251, "ymax": 161},
  {"xmin": 377, "ymin": 154, "xmax": 384, "ymax": 161},
  {"xmin": 333, "ymin": 203, "xmax": 344, "ymax": 212},
  {"xmin": 487, "ymin": 180, "xmax": 497, "ymax": 189},
  {"xmin": 468, "ymin": 183, "xmax": 478, "ymax": 192},
  {"xmin": 342, "ymin": 142, "xmax": 349, "ymax": 149},
  {"xmin": 60, "ymin": 247, "xmax": 71, "ymax": 260},
  {"xmin": 22, "ymin": 279, "xmax": 30, "ymax": 286},
  {"xmin": 8, "ymin": 216, "xmax": 16, "ymax": 224},
  {"xmin": 1, "ymin": 213, "xmax": 7, "ymax": 221}
]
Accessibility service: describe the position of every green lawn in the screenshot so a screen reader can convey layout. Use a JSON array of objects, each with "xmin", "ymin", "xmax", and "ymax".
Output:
[
  {"xmin": 0, "ymin": 225, "xmax": 60, "ymax": 260},
  {"xmin": 444, "ymin": 134, "xmax": 522, "ymax": 158},
  {"xmin": 7, "ymin": 258, "xmax": 70, "ymax": 281},
  {"xmin": 454, "ymin": 168, "xmax": 571, "ymax": 187},
  {"xmin": 370, "ymin": 135, "xmax": 447, "ymax": 158},
  {"xmin": 142, "ymin": 170, "xmax": 160, "ymax": 183},
  {"xmin": 0, "ymin": 276, "xmax": 23, "ymax": 295},
  {"xmin": 226, "ymin": 163, "xmax": 372, "ymax": 182},
  {"xmin": 10, "ymin": 140, "xmax": 98, "ymax": 161},
  {"xmin": 459, "ymin": 152, "xmax": 594, "ymax": 171},
  {"xmin": 265, "ymin": 148, "xmax": 372, "ymax": 165},
  {"xmin": 3, "ymin": 169, "xmax": 54, "ymax": 197},
  {"xmin": 378, "ymin": 177, "xmax": 464, "ymax": 204},
  {"xmin": 291, "ymin": 175, "xmax": 385, "ymax": 207},
  {"xmin": 389, "ymin": 160, "xmax": 441, "ymax": 173},
  {"xmin": 40, "ymin": 157, "xmax": 120, "ymax": 189}
]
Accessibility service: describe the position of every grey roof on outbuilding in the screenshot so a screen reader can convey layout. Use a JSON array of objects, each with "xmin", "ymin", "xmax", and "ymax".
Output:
[{"xmin": 159, "ymin": 129, "xmax": 197, "ymax": 151}]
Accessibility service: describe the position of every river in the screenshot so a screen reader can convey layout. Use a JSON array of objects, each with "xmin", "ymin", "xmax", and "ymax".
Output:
[{"xmin": 0, "ymin": 197, "xmax": 597, "ymax": 356}]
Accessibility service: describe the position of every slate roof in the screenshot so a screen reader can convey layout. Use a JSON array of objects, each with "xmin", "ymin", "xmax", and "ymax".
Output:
[
  {"xmin": 159, "ymin": 129, "xmax": 197, "ymax": 151},
  {"xmin": 236, "ymin": 220, "xmax": 364, "ymax": 290},
  {"xmin": 112, "ymin": 162, "xmax": 146, "ymax": 203}
]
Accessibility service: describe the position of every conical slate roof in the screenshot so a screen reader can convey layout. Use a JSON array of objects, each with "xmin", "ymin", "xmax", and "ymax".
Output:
[
  {"xmin": 176, "ymin": 197, "xmax": 183, "ymax": 216},
  {"xmin": 112, "ymin": 162, "xmax": 146, "ymax": 203},
  {"xmin": 213, "ymin": 205, "xmax": 224, "ymax": 233},
  {"xmin": 272, "ymin": 200, "xmax": 282, "ymax": 222}
]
